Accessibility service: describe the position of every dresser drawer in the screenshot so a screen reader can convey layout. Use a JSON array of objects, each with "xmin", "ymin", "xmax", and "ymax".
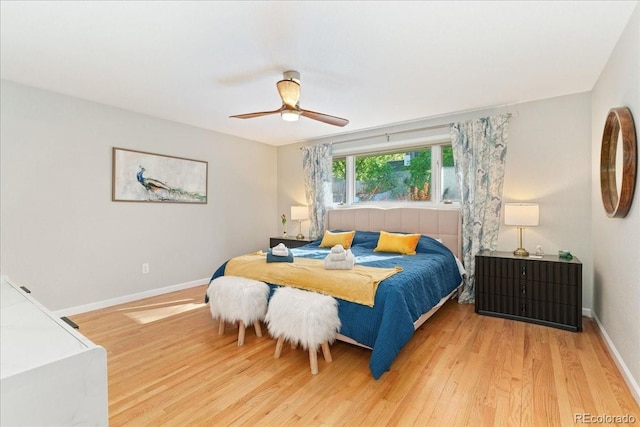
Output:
[
  {"xmin": 522, "ymin": 281, "xmax": 578, "ymax": 304},
  {"xmin": 523, "ymin": 299, "xmax": 578, "ymax": 327},
  {"xmin": 477, "ymin": 257, "xmax": 581, "ymax": 286},
  {"xmin": 476, "ymin": 292, "xmax": 578, "ymax": 331},
  {"xmin": 477, "ymin": 278, "xmax": 578, "ymax": 307}
]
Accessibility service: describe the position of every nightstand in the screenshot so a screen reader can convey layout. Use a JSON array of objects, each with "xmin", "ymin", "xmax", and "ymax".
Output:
[
  {"xmin": 475, "ymin": 250, "xmax": 582, "ymax": 332},
  {"xmin": 269, "ymin": 236, "xmax": 315, "ymax": 249}
]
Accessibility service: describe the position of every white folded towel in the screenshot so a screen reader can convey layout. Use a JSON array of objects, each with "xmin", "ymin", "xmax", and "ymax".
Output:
[
  {"xmin": 329, "ymin": 244, "xmax": 347, "ymax": 261},
  {"xmin": 271, "ymin": 242, "xmax": 289, "ymax": 257},
  {"xmin": 331, "ymin": 244, "xmax": 345, "ymax": 253},
  {"xmin": 324, "ymin": 248, "xmax": 355, "ymax": 270}
]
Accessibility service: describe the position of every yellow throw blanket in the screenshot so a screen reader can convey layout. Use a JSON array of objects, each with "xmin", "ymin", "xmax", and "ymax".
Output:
[{"xmin": 225, "ymin": 252, "xmax": 402, "ymax": 307}]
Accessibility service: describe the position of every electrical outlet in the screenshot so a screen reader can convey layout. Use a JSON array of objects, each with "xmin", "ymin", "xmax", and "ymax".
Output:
[{"xmin": 142, "ymin": 263, "xmax": 149, "ymax": 274}]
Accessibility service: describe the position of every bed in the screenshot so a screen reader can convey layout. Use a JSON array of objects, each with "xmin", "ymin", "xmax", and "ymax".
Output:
[{"xmin": 207, "ymin": 207, "xmax": 464, "ymax": 379}]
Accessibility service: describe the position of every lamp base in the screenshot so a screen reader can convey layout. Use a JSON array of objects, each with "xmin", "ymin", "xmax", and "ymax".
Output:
[
  {"xmin": 513, "ymin": 247, "xmax": 529, "ymax": 257},
  {"xmin": 296, "ymin": 220, "xmax": 304, "ymax": 240}
]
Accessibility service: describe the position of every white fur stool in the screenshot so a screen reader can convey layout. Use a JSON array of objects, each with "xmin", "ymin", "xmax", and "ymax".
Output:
[
  {"xmin": 206, "ymin": 276, "xmax": 270, "ymax": 346},
  {"xmin": 265, "ymin": 286, "xmax": 341, "ymax": 374}
]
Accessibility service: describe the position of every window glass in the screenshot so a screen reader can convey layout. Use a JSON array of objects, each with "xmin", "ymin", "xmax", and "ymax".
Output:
[
  {"xmin": 441, "ymin": 145, "xmax": 459, "ymax": 201},
  {"xmin": 332, "ymin": 157, "xmax": 346, "ymax": 204},
  {"xmin": 331, "ymin": 143, "xmax": 457, "ymax": 205},
  {"xmin": 353, "ymin": 148, "xmax": 432, "ymax": 202},
  {"xmin": 402, "ymin": 149, "xmax": 432, "ymax": 201}
]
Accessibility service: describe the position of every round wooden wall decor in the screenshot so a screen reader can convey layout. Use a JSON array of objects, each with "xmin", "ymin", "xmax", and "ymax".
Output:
[{"xmin": 600, "ymin": 107, "xmax": 637, "ymax": 218}]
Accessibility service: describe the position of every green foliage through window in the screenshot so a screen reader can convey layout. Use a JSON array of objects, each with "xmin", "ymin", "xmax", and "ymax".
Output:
[
  {"xmin": 355, "ymin": 153, "xmax": 403, "ymax": 201},
  {"xmin": 332, "ymin": 144, "xmax": 458, "ymax": 204}
]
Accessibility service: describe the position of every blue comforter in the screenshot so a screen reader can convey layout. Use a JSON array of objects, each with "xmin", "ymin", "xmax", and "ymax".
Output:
[{"xmin": 206, "ymin": 231, "xmax": 462, "ymax": 379}]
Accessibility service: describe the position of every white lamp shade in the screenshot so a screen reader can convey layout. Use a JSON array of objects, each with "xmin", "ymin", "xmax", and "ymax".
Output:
[
  {"xmin": 291, "ymin": 205, "xmax": 309, "ymax": 221},
  {"xmin": 504, "ymin": 203, "xmax": 539, "ymax": 226}
]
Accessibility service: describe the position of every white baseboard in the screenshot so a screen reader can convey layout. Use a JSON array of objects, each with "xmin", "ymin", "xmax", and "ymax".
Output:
[
  {"xmin": 582, "ymin": 307, "xmax": 592, "ymax": 317},
  {"xmin": 592, "ymin": 312, "xmax": 640, "ymax": 407},
  {"xmin": 53, "ymin": 278, "xmax": 209, "ymax": 317}
]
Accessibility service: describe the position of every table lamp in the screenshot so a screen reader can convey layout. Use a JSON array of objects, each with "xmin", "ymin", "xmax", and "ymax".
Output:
[
  {"xmin": 504, "ymin": 203, "xmax": 539, "ymax": 257},
  {"xmin": 291, "ymin": 206, "xmax": 309, "ymax": 240}
]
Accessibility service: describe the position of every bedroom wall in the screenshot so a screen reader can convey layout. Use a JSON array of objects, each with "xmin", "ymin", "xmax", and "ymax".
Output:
[
  {"xmin": 591, "ymin": 4, "xmax": 640, "ymax": 400},
  {"xmin": 278, "ymin": 92, "xmax": 593, "ymax": 309},
  {"xmin": 277, "ymin": 143, "xmax": 310, "ymax": 239},
  {"xmin": 0, "ymin": 80, "xmax": 278, "ymax": 312},
  {"xmin": 498, "ymin": 93, "xmax": 592, "ymax": 308}
]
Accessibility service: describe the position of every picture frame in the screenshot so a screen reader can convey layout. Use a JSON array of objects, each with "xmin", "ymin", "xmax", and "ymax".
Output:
[{"xmin": 112, "ymin": 147, "xmax": 208, "ymax": 204}]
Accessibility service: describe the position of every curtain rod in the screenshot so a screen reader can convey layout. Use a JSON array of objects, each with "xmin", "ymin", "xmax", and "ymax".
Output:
[{"xmin": 300, "ymin": 113, "xmax": 512, "ymax": 148}]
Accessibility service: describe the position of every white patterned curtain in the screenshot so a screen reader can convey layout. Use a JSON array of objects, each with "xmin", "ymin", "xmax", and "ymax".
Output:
[
  {"xmin": 450, "ymin": 115, "xmax": 509, "ymax": 303},
  {"xmin": 302, "ymin": 143, "xmax": 333, "ymax": 239}
]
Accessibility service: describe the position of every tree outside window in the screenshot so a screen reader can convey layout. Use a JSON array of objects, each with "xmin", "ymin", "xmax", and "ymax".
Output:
[
  {"xmin": 332, "ymin": 158, "xmax": 346, "ymax": 204},
  {"xmin": 332, "ymin": 144, "xmax": 458, "ymax": 205}
]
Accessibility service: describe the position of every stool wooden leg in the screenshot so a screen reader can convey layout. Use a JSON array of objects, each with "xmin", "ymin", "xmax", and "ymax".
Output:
[
  {"xmin": 238, "ymin": 321, "xmax": 246, "ymax": 346},
  {"xmin": 321, "ymin": 342, "xmax": 332, "ymax": 363},
  {"xmin": 275, "ymin": 336, "xmax": 285, "ymax": 358},
  {"xmin": 218, "ymin": 320, "xmax": 225, "ymax": 335},
  {"xmin": 309, "ymin": 348, "xmax": 319, "ymax": 375},
  {"xmin": 253, "ymin": 320, "xmax": 262, "ymax": 337}
]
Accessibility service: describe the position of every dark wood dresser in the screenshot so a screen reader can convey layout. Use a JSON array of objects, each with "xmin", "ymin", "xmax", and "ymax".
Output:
[
  {"xmin": 475, "ymin": 250, "xmax": 582, "ymax": 332},
  {"xmin": 269, "ymin": 236, "xmax": 315, "ymax": 249}
]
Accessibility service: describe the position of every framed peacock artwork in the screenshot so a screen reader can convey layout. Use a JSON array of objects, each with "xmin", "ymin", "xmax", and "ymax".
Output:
[{"xmin": 112, "ymin": 147, "xmax": 208, "ymax": 203}]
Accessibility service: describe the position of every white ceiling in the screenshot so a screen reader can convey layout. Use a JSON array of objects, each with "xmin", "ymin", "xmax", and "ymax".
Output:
[{"xmin": 1, "ymin": 1, "xmax": 636, "ymax": 146}]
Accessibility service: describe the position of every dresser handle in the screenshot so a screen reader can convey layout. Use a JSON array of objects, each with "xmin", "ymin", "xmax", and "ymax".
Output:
[
  {"xmin": 521, "ymin": 284, "xmax": 526, "ymax": 295},
  {"xmin": 521, "ymin": 266, "xmax": 526, "ymax": 277},
  {"xmin": 521, "ymin": 304, "xmax": 526, "ymax": 316}
]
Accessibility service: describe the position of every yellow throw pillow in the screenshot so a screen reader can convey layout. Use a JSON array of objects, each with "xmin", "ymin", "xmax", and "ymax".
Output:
[
  {"xmin": 374, "ymin": 231, "xmax": 421, "ymax": 255},
  {"xmin": 319, "ymin": 230, "xmax": 356, "ymax": 249}
]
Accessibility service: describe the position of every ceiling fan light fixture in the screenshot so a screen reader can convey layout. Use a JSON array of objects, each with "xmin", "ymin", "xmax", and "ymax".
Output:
[{"xmin": 281, "ymin": 109, "xmax": 300, "ymax": 122}]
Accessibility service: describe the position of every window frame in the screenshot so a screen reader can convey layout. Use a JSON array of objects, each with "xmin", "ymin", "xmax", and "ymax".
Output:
[{"xmin": 331, "ymin": 137, "xmax": 459, "ymax": 207}]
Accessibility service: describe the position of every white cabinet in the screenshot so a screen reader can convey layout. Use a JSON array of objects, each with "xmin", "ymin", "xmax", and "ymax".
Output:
[{"xmin": 1, "ymin": 276, "xmax": 108, "ymax": 426}]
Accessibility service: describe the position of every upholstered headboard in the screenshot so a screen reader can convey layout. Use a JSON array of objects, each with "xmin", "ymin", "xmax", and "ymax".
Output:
[{"xmin": 326, "ymin": 207, "xmax": 462, "ymax": 259}]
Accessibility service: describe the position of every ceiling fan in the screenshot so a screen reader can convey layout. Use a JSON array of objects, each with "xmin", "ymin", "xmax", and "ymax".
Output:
[{"xmin": 229, "ymin": 70, "xmax": 349, "ymax": 127}]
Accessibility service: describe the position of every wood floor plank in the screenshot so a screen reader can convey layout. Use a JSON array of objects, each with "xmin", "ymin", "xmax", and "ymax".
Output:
[
  {"xmin": 69, "ymin": 285, "xmax": 640, "ymax": 426},
  {"xmin": 387, "ymin": 339, "xmax": 452, "ymax": 426},
  {"xmin": 549, "ymin": 330, "xmax": 580, "ymax": 425}
]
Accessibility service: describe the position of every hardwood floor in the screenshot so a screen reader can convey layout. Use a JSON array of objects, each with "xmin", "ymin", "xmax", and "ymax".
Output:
[{"xmin": 70, "ymin": 285, "xmax": 639, "ymax": 426}]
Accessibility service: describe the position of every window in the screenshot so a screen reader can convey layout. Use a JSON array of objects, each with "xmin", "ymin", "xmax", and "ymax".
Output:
[
  {"xmin": 441, "ymin": 145, "xmax": 459, "ymax": 201},
  {"xmin": 332, "ymin": 144, "xmax": 458, "ymax": 205},
  {"xmin": 332, "ymin": 158, "xmax": 347, "ymax": 204}
]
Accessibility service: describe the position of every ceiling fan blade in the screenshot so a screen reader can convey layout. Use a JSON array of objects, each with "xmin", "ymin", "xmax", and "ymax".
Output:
[
  {"xmin": 300, "ymin": 108, "xmax": 349, "ymax": 127},
  {"xmin": 229, "ymin": 106, "xmax": 284, "ymax": 119}
]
